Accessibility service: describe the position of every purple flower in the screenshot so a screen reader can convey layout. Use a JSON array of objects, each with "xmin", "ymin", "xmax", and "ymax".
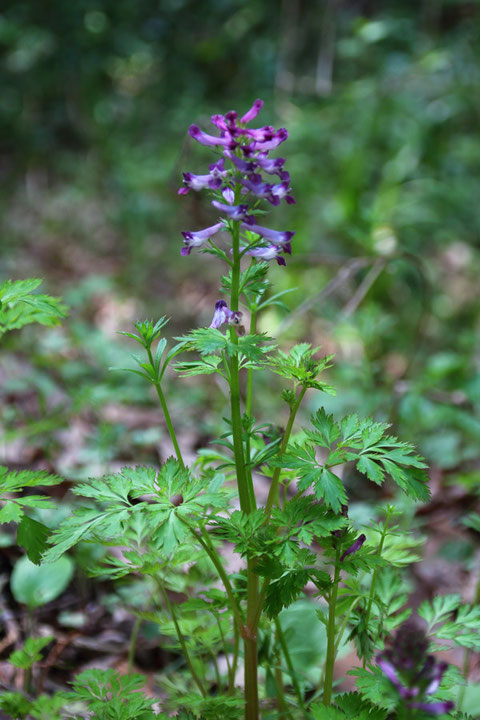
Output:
[
  {"xmin": 209, "ymin": 300, "xmax": 243, "ymax": 329},
  {"xmin": 178, "ymin": 159, "xmax": 227, "ymax": 194},
  {"xmin": 245, "ymin": 245, "xmax": 287, "ymax": 266},
  {"xmin": 241, "ymin": 221, "xmax": 295, "ymax": 248},
  {"xmin": 255, "ymin": 155, "xmax": 288, "ymax": 179},
  {"xmin": 211, "ymin": 200, "xmax": 251, "ymax": 221},
  {"xmin": 189, "ymin": 125, "xmax": 237, "ymax": 149},
  {"xmin": 242, "ymin": 125, "xmax": 276, "ymax": 142},
  {"xmin": 181, "ymin": 222, "xmax": 224, "ymax": 255},
  {"xmin": 249, "ymin": 128, "xmax": 288, "ymax": 152},
  {"xmin": 240, "ymin": 99, "xmax": 264, "ymax": 124},
  {"xmin": 340, "ymin": 533, "xmax": 366, "ymax": 562}
]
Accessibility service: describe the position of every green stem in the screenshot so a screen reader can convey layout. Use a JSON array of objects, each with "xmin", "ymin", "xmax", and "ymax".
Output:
[
  {"xmin": 147, "ymin": 348, "xmax": 185, "ymax": 468},
  {"xmin": 198, "ymin": 526, "xmax": 246, "ymax": 631},
  {"xmin": 179, "ymin": 516, "xmax": 245, "ymax": 633},
  {"xmin": 362, "ymin": 511, "xmax": 391, "ymax": 667},
  {"xmin": 229, "ymin": 221, "xmax": 254, "ymax": 515},
  {"xmin": 323, "ymin": 546, "xmax": 341, "ymax": 705},
  {"xmin": 229, "ymin": 220, "xmax": 258, "ymax": 719},
  {"xmin": 244, "ymin": 305, "xmax": 258, "ymax": 530},
  {"xmin": 128, "ymin": 616, "xmax": 142, "ymax": 673},
  {"xmin": 275, "ymin": 617, "xmax": 307, "ymax": 717},
  {"xmin": 274, "ymin": 651, "xmax": 292, "ymax": 720},
  {"xmin": 246, "ymin": 306, "xmax": 257, "ymax": 417},
  {"xmin": 231, "ymin": 620, "xmax": 240, "ymax": 693},
  {"xmin": 265, "ymin": 386, "xmax": 307, "ymax": 520},
  {"xmin": 156, "ymin": 580, "xmax": 206, "ymax": 697}
]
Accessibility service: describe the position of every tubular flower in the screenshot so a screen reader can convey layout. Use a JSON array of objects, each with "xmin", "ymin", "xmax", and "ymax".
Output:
[
  {"xmin": 241, "ymin": 221, "xmax": 295, "ymax": 249},
  {"xmin": 179, "ymin": 100, "xmax": 294, "ymax": 262},
  {"xmin": 245, "ymin": 245, "xmax": 287, "ymax": 266},
  {"xmin": 188, "ymin": 125, "xmax": 236, "ymax": 148},
  {"xmin": 240, "ymin": 98, "xmax": 264, "ymax": 124},
  {"xmin": 340, "ymin": 533, "xmax": 366, "ymax": 562},
  {"xmin": 211, "ymin": 201, "xmax": 251, "ymax": 221},
  {"xmin": 178, "ymin": 159, "xmax": 227, "ymax": 195},
  {"xmin": 181, "ymin": 222, "xmax": 224, "ymax": 256},
  {"xmin": 209, "ymin": 300, "xmax": 243, "ymax": 329},
  {"xmin": 376, "ymin": 622, "xmax": 454, "ymax": 716}
]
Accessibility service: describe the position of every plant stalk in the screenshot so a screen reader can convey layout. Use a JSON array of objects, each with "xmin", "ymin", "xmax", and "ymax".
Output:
[
  {"xmin": 323, "ymin": 546, "xmax": 341, "ymax": 705},
  {"xmin": 156, "ymin": 580, "xmax": 206, "ymax": 697},
  {"xmin": 265, "ymin": 385, "xmax": 307, "ymax": 519},
  {"xmin": 147, "ymin": 347, "xmax": 185, "ymax": 468},
  {"xmin": 229, "ymin": 219, "xmax": 259, "ymax": 719}
]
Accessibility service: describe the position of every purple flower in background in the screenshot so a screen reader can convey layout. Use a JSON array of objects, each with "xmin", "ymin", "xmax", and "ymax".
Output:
[
  {"xmin": 181, "ymin": 222, "xmax": 224, "ymax": 255},
  {"xmin": 340, "ymin": 533, "xmax": 366, "ymax": 562},
  {"xmin": 376, "ymin": 621, "xmax": 454, "ymax": 716},
  {"xmin": 209, "ymin": 300, "xmax": 243, "ymax": 329}
]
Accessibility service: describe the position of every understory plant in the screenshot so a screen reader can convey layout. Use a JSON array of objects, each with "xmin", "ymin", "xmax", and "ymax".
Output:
[{"xmin": 2, "ymin": 102, "xmax": 479, "ymax": 720}]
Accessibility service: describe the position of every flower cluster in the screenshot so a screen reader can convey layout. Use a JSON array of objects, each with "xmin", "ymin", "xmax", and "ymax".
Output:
[
  {"xmin": 376, "ymin": 622, "xmax": 454, "ymax": 716},
  {"xmin": 178, "ymin": 99, "xmax": 295, "ymax": 265}
]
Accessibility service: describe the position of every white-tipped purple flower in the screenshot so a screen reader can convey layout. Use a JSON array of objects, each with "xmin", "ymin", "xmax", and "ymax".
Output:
[
  {"xmin": 209, "ymin": 300, "xmax": 242, "ymax": 329},
  {"xmin": 222, "ymin": 187, "xmax": 235, "ymax": 205},
  {"xmin": 181, "ymin": 222, "xmax": 224, "ymax": 255},
  {"xmin": 179, "ymin": 159, "xmax": 227, "ymax": 195},
  {"xmin": 242, "ymin": 221, "xmax": 295, "ymax": 248},
  {"xmin": 340, "ymin": 533, "xmax": 366, "ymax": 562},
  {"xmin": 245, "ymin": 245, "xmax": 287, "ymax": 266},
  {"xmin": 189, "ymin": 124, "xmax": 237, "ymax": 149},
  {"xmin": 211, "ymin": 200, "xmax": 251, "ymax": 221},
  {"xmin": 240, "ymin": 99, "xmax": 264, "ymax": 124},
  {"xmin": 242, "ymin": 125, "xmax": 276, "ymax": 142},
  {"xmin": 249, "ymin": 128, "xmax": 288, "ymax": 152}
]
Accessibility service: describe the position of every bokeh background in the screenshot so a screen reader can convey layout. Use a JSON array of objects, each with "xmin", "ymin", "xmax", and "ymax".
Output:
[{"xmin": 1, "ymin": 0, "xmax": 480, "ymax": 491}]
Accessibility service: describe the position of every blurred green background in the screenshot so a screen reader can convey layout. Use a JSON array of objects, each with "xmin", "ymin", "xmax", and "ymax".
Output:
[{"xmin": 1, "ymin": 0, "xmax": 480, "ymax": 483}]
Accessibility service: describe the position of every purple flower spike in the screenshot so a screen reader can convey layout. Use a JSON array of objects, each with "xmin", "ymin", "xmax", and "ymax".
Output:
[
  {"xmin": 189, "ymin": 124, "xmax": 236, "ymax": 149},
  {"xmin": 181, "ymin": 221, "xmax": 224, "ymax": 255},
  {"xmin": 211, "ymin": 200, "xmax": 251, "ymax": 221},
  {"xmin": 245, "ymin": 245, "xmax": 287, "ymax": 265},
  {"xmin": 241, "ymin": 221, "xmax": 295, "ymax": 248},
  {"xmin": 340, "ymin": 533, "xmax": 366, "ymax": 562},
  {"xmin": 209, "ymin": 300, "xmax": 243, "ymax": 329},
  {"xmin": 240, "ymin": 99, "xmax": 264, "ymax": 124},
  {"xmin": 409, "ymin": 701, "xmax": 455, "ymax": 716}
]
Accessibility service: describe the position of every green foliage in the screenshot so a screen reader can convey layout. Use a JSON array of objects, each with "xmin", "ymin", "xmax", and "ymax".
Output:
[
  {"xmin": 0, "ymin": 279, "xmax": 66, "ymax": 338},
  {"xmin": 268, "ymin": 344, "xmax": 336, "ymax": 393},
  {"xmin": 310, "ymin": 692, "xmax": 389, "ymax": 719},
  {"xmin": 280, "ymin": 409, "xmax": 429, "ymax": 513},
  {"xmin": 419, "ymin": 594, "xmax": 480, "ymax": 651},
  {"xmin": 8, "ymin": 635, "xmax": 53, "ymax": 669},
  {"xmin": 0, "ymin": 467, "xmax": 62, "ymax": 538},
  {"xmin": 68, "ymin": 669, "xmax": 159, "ymax": 720},
  {"xmin": 44, "ymin": 460, "xmax": 230, "ymax": 562},
  {"xmin": 349, "ymin": 666, "xmax": 398, "ymax": 711},
  {"xmin": 10, "ymin": 555, "xmax": 74, "ymax": 608}
]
